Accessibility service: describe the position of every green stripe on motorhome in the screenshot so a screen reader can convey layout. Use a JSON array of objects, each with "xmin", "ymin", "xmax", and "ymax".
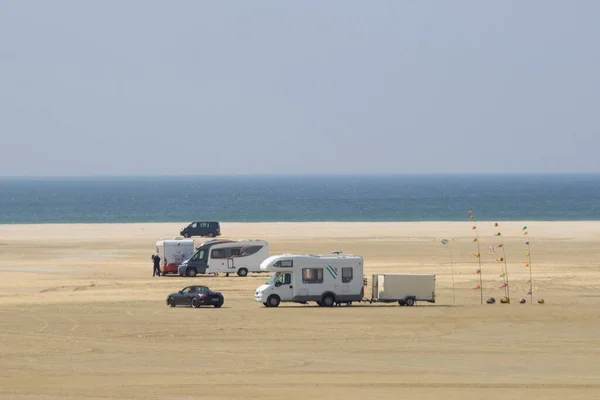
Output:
[{"xmin": 326, "ymin": 265, "xmax": 337, "ymax": 279}]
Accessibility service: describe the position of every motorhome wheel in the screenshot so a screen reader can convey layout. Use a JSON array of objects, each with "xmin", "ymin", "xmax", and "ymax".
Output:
[
  {"xmin": 237, "ymin": 268, "xmax": 248, "ymax": 277},
  {"xmin": 405, "ymin": 298, "xmax": 415, "ymax": 307},
  {"xmin": 322, "ymin": 294, "xmax": 335, "ymax": 307},
  {"xmin": 267, "ymin": 295, "xmax": 280, "ymax": 307},
  {"xmin": 186, "ymin": 268, "xmax": 197, "ymax": 277}
]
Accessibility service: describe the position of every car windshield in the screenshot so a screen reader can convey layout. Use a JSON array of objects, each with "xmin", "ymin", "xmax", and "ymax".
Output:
[{"xmin": 266, "ymin": 272, "xmax": 282, "ymax": 285}]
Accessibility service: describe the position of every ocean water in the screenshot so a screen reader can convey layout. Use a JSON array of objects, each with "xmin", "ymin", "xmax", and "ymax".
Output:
[{"xmin": 0, "ymin": 174, "xmax": 599, "ymax": 224}]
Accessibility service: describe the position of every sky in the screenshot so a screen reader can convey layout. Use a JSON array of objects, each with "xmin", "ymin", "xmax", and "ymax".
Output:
[{"xmin": 1, "ymin": 0, "xmax": 599, "ymax": 176}]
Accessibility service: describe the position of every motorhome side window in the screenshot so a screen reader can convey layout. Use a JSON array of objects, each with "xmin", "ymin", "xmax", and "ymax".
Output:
[
  {"xmin": 274, "ymin": 260, "xmax": 293, "ymax": 268},
  {"xmin": 277, "ymin": 273, "xmax": 291, "ymax": 285},
  {"xmin": 211, "ymin": 249, "xmax": 226, "ymax": 258},
  {"xmin": 342, "ymin": 267, "xmax": 353, "ymax": 283},
  {"xmin": 302, "ymin": 268, "xmax": 323, "ymax": 284},
  {"xmin": 240, "ymin": 246, "xmax": 262, "ymax": 257},
  {"xmin": 230, "ymin": 248, "xmax": 242, "ymax": 257}
]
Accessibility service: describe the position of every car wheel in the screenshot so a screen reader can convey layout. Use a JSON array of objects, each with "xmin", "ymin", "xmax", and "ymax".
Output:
[
  {"xmin": 405, "ymin": 298, "xmax": 415, "ymax": 307},
  {"xmin": 322, "ymin": 294, "xmax": 335, "ymax": 307},
  {"xmin": 237, "ymin": 268, "xmax": 248, "ymax": 277},
  {"xmin": 183, "ymin": 233, "xmax": 190, "ymax": 238},
  {"xmin": 167, "ymin": 297, "xmax": 175, "ymax": 307},
  {"xmin": 267, "ymin": 295, "xmax": 280, "ymax": 308},
  {"xmin": 214, "ymin": 297, "xmax": 224, "ymax": 308},
  {"xmin": 208, "ymin": 233, "xmax": 214, "ymax": 237},
  {"xmin": 186, "ymin": 268, "xmax": 197, "ymax": 277},
  {"xmin": 191, "ymin": 297, "xmax": 200, "ymax": 308}
]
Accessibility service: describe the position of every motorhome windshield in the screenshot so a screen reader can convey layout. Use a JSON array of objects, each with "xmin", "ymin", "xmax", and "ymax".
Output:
[
  {"xmin": 266, "ymin": 272, "xmax": 282, "ymax": 285},
  {"xmin": 191, "ymin": 249, "xmax": 206, "ymax": 261}
]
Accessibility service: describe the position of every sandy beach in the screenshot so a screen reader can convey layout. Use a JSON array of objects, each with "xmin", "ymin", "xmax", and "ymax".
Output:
[{"xmin": 1, "ymin": 221, "xmax": 600, "ymax": 399}]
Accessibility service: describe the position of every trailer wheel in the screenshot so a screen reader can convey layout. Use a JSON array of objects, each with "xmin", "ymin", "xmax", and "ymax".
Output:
[
  {"xmin": 267, "ymin": 295, "xmax": 280, "ymax": 308},
  {"xmin": 186, "ymin": 268, "xmax": 197, "ymax": 277},
  {"xmin": 398, "ymin": 300, "xmax": 405, "ymax": 306},
  {"xmin": 405, "ymin": 298, "xmax": 415, "ymax": 307},
  {"xmin": 316, "ymin": 301, "xmax": 322, "ymax": 306},
  {"xmin": 322, "ymin": 294, "xmax": 335, "ymax": 307},
  {"xmin": 237, "ymin": 268, "xmax": 248, "ymax": 277}
]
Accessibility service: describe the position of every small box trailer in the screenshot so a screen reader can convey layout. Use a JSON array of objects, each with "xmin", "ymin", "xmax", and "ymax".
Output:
[{"xmin": 368, "ymin": 273, "xmax": 436, "ymax": 306}]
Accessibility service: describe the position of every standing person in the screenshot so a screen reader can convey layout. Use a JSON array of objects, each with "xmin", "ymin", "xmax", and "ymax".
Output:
[{"xmin": 152, "ymin": 253, "xmax": 161, "ymax": 277}]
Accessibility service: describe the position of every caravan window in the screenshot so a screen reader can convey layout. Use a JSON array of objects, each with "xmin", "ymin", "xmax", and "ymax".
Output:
[
  {"xmin": 342, "ymin": 267, "xmax": 353, "ymax": 283},
  {"xmin": 211, "ymin": 249, "xmax": 226, "ymax": 258},
  {"xmin": 302, "ymin": 268, "xmax": 323, "ymax": 284}
]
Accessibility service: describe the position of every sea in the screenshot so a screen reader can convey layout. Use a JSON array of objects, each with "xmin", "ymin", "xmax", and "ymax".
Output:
[{"xmin": 0, "ymin": 174, "xmax": 599, "ymax": 224}]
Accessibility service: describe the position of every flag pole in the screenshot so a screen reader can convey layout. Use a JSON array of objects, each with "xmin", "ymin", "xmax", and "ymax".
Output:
[
  {"xmin": 494, "ymin": 223, "xmax": 510, "ymax": 302},
  {"xmin": 523, "ymin": 226, "xmax": 533, "ymax": 304},
  {"xmin": 442, "ymin": 238, "xmax": 456, "ymax": 305},
  {"xmin": 469, "ymin": 211, "xmax": 483, "ymax": 305}
]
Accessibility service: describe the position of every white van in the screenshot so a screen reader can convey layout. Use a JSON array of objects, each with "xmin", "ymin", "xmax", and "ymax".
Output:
[
  {"xmin": 155, "ymin": 238, "xmax": 195, "ymax": 276},
  {"xmin": 254, "ymin": 253, "xmax": 365, "ymax": 307},
  {"xmin": 178, "ymin": 239, "xmax": 269, "ymax": 277}
]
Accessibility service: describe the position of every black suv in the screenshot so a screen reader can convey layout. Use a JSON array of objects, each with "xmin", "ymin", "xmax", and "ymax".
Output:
[{"xmin": 180, "ymin": 221, "xmax": 221, "ymax": 238}]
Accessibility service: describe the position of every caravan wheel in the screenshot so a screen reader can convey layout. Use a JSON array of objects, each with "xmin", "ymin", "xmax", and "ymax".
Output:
[{"xmin": 405, "ymin": 298, "xmax": 415, "ymax": 307}]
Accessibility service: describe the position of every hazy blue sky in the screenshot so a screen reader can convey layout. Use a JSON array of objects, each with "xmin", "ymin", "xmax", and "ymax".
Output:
[{"xmin": 1, "ymin": 1, "xmax": 598, "ymax": 176}]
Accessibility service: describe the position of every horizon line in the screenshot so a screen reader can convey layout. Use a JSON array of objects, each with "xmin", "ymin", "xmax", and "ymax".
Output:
[{"xmin": 1, "ymin": 171, "xmax": 600, "ymax": 179}]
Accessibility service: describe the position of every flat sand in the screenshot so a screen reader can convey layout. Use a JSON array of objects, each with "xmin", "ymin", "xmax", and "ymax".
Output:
[{"xmin": 1, "ymin": 221, "xmax": 600, "ymax": 399}]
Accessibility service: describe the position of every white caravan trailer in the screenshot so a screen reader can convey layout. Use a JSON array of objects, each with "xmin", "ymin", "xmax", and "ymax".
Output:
[
  {"xmin": 254, "ymin": 253, "xmax": 364, "ymax": 307},
  {"xmin": 369, "ymin": 273, "xmax": 436, "ymax": 306},
  {"xmin": 178, "ymin": 239, "xmax": 269, "ymax": 277},
  {"xmin": 155, "ymin": 238, "xmax": 195, "ymax": 276}
]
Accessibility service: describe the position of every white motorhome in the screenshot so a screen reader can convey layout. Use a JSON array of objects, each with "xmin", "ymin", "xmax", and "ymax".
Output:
[
  {"xmin": 178, "ymin": 239, "xmax": 269, "ymax": 277},
  {"xmin": 254, "ymin": 253, "xmax": 365, "ymax": 307},
  {"xmin": 155, "ymin": 238, "xmax": 195, "ymax": 276}
]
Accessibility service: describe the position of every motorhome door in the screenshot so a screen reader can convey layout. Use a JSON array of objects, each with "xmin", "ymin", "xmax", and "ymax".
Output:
[
  {"xmin": 227, "ymin": 247, "xmax": 242, "ymax": 270},
  {"xmin": 274, "ymin": 273, "xmax": 293, "ymax": 301}
]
